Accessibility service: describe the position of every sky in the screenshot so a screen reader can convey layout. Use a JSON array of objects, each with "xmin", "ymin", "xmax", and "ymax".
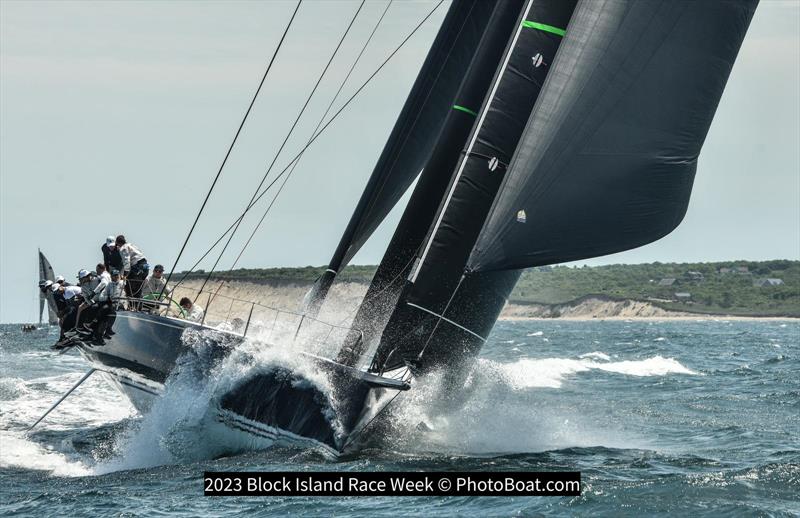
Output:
[{"xmin": 1, "ymin": 0, "xmax": 798, "ymax": 323}]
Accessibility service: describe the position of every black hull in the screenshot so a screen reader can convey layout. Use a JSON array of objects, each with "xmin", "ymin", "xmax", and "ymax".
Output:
[{"xmin": 76, "ymin": 311, "xmax": 408, "ymax": 454}]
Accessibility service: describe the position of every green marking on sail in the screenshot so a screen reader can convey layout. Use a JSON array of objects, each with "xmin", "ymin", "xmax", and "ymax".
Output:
[
  {"xmin": 452, "ymin": 105, "xmax": 478, "ymax": 117},
  {"xmin": 522, "ymin": 21, "xmax": 566, "ymax": 37}
]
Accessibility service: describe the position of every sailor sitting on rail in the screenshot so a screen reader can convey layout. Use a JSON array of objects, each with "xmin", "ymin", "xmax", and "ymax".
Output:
[
  {"xmin": 92, "ymin": 270, "xmax": 124, "ymax": 340},
  {"xmin": 38, "ymin": 279, "xmax": 53, "ymax": 297},
  {"xmin": 53, "ymin": 284, "xmax": 84, "ymax": 344},
  {"xmin": 76, "ymin": 269, "xmax": 108, "ymax": 345}
]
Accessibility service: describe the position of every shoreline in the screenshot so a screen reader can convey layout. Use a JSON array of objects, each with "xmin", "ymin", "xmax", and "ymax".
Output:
[
  {"xmin": 498, "ymin": 315, "xmax": 799, "ymax": 322},
  {"xmin": 170, "ymin": 279, "xmax": 798, "ymax": 324}
]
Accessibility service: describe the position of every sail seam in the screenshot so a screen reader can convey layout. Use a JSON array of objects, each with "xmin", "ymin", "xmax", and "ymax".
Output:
[
  {"xmin": 452, "ymin": 104, "xmax": 478, "ymax": 117},
  {"xmin": 406, "ymin": 302, "xmax": 486, "ymax": 342},
  {"xmin": 521, "ymin": 20, "xmax": 566, "ymax": 36},
  {"xmin": 411, "ymin": 0, "xmax": 536, "ymax": 283}
]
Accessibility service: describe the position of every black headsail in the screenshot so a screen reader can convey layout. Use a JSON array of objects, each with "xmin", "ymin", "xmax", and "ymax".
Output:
[
  {"xmin": 368, "ymin": 0, "xmax": 577, "ymax": 375},
  {"xmin": 467, "ymin": 0, "xmax": 758, "ymax": 273},
  {"xmin": 336, "ymin": 0, "xmax": 528, "ymax": 367},
  {"xmin": 38, "ymin": 249, "xmax": 58, "ymax": 325},
  {"xmin": 304, "ymin": 0, "xmax": 499, "ymax": 317}
]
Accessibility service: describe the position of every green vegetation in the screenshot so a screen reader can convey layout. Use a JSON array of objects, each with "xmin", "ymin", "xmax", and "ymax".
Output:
[
  {"xmin": 179, "ymin": 265, "xmax": 377, "ymax": 284},
  {"xmin": 512, "ymin": 260, "xmax": 800, "ymax": 317},
  {"xmin": 181, "ymin": 260, "xmax": 800, "ymax": 317}
]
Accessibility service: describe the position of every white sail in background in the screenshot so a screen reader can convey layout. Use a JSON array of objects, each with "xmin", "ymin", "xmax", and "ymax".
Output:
[{"xmin": 38, "ymin": 249, "xmax": 58, "ymax": 325}]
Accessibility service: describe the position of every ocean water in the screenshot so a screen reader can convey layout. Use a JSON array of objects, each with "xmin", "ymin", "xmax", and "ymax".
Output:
[{"xmin": 0, "ymin": 319, "xmax": 798, "ymax": 516}]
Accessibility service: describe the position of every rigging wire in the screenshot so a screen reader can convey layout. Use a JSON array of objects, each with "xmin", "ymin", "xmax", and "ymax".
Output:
[
  {"xmin": 170, "ymin": 0, "xmax": 446, "ymax": 291},
  {"xmin": 328, "ymin": 0, "xmax": 483, "ymax": 330},
  {"xmin": 225, "ymin": 0, "xmax": 395, "ymax": 276},
  {"xmin": 197, "ymin": 0, "xmax": 368, "ymax": 297},
  {"xmin": 413, "ymin": 273, "xmax": 464, "ymax": 363},
  {"xmin": 160, "ymin": 0, "xmax": 302, "ymax": 298}
]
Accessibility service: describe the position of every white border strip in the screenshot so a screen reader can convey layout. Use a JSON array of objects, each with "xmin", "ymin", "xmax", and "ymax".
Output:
[
  {"xmin": 406, "ymin": 302, "xmax": 486, "ymax": 342},
  {"xmin": 411, "ymin": 0, "xmax": 535, "ymax": 283}
]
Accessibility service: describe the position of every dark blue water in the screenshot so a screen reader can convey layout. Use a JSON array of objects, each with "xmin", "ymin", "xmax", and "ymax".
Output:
[{"xmin": 1, "ymin": 320, "xmax": 798, "ymax": 516}]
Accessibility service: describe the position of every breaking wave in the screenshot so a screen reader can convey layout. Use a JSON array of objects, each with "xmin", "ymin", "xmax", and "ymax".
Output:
[
  {"xmin": 95, "ymin": 328, "xmax": 340, "ymax": 473},
  {"xmin": 0, "ymin": 370, "xmax": 132, "ymax": 477},
  {"xmin": 499, "ymin": 354, "xmax": 698, "ymax": 389},
  {"xmin": 383, "ymin": 353, "xmax": 698, "ymax": 455}
]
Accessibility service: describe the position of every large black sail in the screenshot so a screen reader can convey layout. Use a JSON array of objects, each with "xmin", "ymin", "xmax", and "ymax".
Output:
[
  {"xmin": 370, "ymin": 0, "xmax": 577, "ymax": 374},
  {"xmin": 337, "ymin": 1, "xmax": 527, "ymax": 367},
  {"xmin": 38, "ymin": 249, "xmax": 58, "ymax": 325},
  {"xmin": 467, "ymin": 0, "xmax": 758, "ymax": 273},
  {"xmin": 304, "ymin": 0, "xmax": 498, "ymax": 316}
]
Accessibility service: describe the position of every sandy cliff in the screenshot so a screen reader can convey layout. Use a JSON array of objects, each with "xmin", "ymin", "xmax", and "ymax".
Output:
[{"xmin": 171, "ymin": 279, "xmax": 701, "ymax": 322}]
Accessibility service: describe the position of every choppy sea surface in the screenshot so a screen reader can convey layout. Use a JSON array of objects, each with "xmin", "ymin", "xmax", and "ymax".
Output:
[{"xmin": 1, "ymin": 319, "xmax": 798, "ymax": 516}]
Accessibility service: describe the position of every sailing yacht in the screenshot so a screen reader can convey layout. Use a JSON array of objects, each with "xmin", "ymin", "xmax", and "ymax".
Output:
[
  {"xmin": 39, "ymin": 0, "xmax": 757, "ymax": 455},
  {"xmin": 38, "ymin": 249, "xmax": 59, "ymax": 326}
]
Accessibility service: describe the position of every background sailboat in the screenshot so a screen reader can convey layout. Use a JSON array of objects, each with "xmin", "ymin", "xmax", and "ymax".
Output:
[{"xmin": 37, "ymin": 249, "xmax": 58, "ymax": 326}]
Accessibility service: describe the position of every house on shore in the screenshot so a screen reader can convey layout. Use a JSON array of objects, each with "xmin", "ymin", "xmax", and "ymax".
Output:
[
  {"xmin": 754, "ymin": 278, "xmax": 784, "ymax": 287},
  {"xmin": 685, "ymin": 271, "xmax": 704, "ymax": 281},
  {"xmin": 719, "ymin": 266, "xmax": 750, "ymax": 275}
]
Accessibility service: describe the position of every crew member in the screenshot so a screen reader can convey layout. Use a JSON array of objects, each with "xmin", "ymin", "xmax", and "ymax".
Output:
[
  {"xmin": 38, "ymin": 279, "xmax": 53, "ymax": 295},
  {"xmin": 116, "ymin": 235, "xmax": 148, "ymax": 304},
  {"xmin": 108, "ymin": 269, "xmax": 126, "ymax": 311},
  {"xmin": 140, "ymin": 264, "xmax": 171, "ymax": 312},
  {"xmin": 94, "ymin": 269, "xmax": 125, "ymax": 340},
  {"xmin": 101, "ymin": 235, "xmax": 123, "ymax": 276},
  {"xmin": 76, "ymin": 269, "xmax": 107, "ymax": 339},
  {"xmin": 51, "ymin": 283, "xmax": 72, "ymax": 341},
  {"xmin": 58, "ymin": 284, "xmax": 84, "ymax": 338},
  {"xmin": 96, "ymin": 263, "xmax": 111, "ymax": 283},
  {"xmin": 179, "ymin": 297, "xmax": 204, "ymax": 323}
]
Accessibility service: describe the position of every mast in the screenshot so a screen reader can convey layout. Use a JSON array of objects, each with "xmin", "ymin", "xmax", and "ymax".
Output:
[
  {"xmin": 304, "ymin": 0, "xmax": 498, "ymax": 318},
  {"xmin": 38, "ymin": 249, "xmax": 44, "ymax": 325},
  {"xmin": 336, "ymin": 0, "xmax": 528, "ymax": 367},
  {"xmin": 369, "ymin": 0, "xmax": 577, "ymax": 375}
]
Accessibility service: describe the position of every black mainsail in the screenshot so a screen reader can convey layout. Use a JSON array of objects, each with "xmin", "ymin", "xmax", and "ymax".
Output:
[
  {"xmin": 38, "ymin": 249, "xmax": 58, "ymax": 325},
  {"xmin": 369, "ymin": 0, "xmax": 577, "ymax": 375},
  {"xmin": 335, "ymin": 0, "xmax": 528, "ymax": 367}
]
